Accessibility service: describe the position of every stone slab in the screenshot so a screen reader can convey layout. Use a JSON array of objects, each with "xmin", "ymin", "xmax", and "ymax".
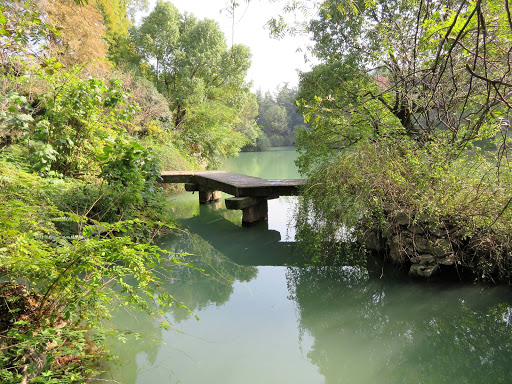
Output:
[
  {"xmin": 225, "ymin": 196, "xmax": 265, "ymax": 210},
  {"xmin": 184, "ymin": 183, "xmax": 200, "ymax": 192},
  {"xmin": 160, "ymin": 171, "xmax": 306, "ymax": 197}
]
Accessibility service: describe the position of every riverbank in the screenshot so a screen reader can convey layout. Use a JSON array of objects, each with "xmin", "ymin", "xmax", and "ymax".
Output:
[
  {"xmin": 360, "ymin": 210, "xmax": 500, "ymax": 281},
  {"xmin": 295, "ymin": 143, "xmax": 512, "ymax": 284}
]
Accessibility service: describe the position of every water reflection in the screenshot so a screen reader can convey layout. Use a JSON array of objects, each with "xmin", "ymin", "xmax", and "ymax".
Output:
[
  {"xmin": 286, "ymin": 266, "xmax": 512, "ymax": 383},
  {"xmin": 101, "ymin": 227, "xmax": 260, "ymax": 383},
  {"xmin": 175, "ymin": 204, "xmax": 298, "ymax": 266},
  {"xmin": 222, "ymin": 147, "xmax": 301, "ymax": 180},
  {"xmin": 104, "ymin": 261, "xmax": 512, "ymax": 384},
  {"xmin": 160, "ymin": 232, "xmax": 259, "ymax": 322},
  {"xmin": 103, "ymin": 262, "xmax": 512, "ymax": 384},
  {"xmin": 99, "ymin": 149, "xmax": 512, "ymax": 384}
]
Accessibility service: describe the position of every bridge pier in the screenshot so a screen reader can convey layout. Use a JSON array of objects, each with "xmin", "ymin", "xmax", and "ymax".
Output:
[
  {"xmin": 185, "ymin": 183, "xmax": 222, "ymax": 204},
  {"xmin": 241, "ymin": 200, "xmax": 268, "ymax": 225},
  {"xmin": 225, "ymin": 196, "xmax": 269, "ymax": 225},
  {"xmin": 199, "ymin": 189, "xmax": 221, "ymax": 204}
]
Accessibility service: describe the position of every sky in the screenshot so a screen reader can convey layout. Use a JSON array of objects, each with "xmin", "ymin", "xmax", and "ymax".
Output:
[{"xmin": 139, "ymin": 0, "xmax": 317, "ymax": 93}]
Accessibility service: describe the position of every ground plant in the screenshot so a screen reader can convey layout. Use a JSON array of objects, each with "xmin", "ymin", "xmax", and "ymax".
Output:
[
  {"xmin": 289, "ymin": 0, "xmax": 512, "ymax": 281},
  {"xmin": 0, "ymin": 1, "xmax": 207, "ymax": 380}
]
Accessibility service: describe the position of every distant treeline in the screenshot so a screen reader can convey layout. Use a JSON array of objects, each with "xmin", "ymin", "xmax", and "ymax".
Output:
[{"xmin": 244, "ymin": 84, "xmax": 307, "ymax": 151}]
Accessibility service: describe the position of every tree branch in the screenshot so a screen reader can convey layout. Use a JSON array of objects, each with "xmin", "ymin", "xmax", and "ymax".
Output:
[{"xmin": 465, "ymin": 64, "xmax": 512, "ymax": 88}]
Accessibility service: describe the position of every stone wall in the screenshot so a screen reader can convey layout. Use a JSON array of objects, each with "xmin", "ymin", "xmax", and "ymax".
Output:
[{"xmin": 361, "ymin": 212, "xmax": 464, "ymax": 278}]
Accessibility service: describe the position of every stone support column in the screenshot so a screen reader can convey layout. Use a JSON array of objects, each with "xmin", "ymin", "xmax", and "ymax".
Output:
[
  {"xmin": 199, "ymin": 189, "xmax": 222, "ymax": 204},
  {"xmin": 241, "ymin": 199, "xmax": 268, "ymax": 226}
]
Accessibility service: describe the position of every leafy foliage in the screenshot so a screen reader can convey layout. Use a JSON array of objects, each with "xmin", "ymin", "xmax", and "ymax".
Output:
[
  {"xmin": 292, "ymin": 0, "xmax": 512, "ymax": 279},
  {"xmin": 0, "ymin": 161, "xmax": 188, "ymax": 383},
  {"xmin": 0, "ymin": 0, "xmax": 54, "ymax": 59},
  {"xmin": 98, "ymin": 136, "xmax": 160, "ymax": 203},
  {"xmin": 130, "ymin": 1, "xmax": 256, "ymax": 165},
  {"xmin": 43, "ymin": 0, "xmax": 110, "ymax": 71},
  {"xmin": 247, "ymin": 84, "xmax": 307, "ymax": 151},
  {"xmin": 22, "ymin": 72, "xmax": 139, "ymax": 177}
]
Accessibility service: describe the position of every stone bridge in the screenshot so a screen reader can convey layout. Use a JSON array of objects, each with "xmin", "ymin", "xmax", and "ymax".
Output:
[{"xmin": 160, "ymin": 171, "xmax": 306, "ymax": 226}]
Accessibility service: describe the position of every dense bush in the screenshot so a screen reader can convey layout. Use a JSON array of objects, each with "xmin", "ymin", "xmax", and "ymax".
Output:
[
  {"xmin": 0, "ymin": 50, "xmax": 194, "ymax": 384},
  {"xmin": 0, "ymin": 159, "xmax": 193, "ymax": 383},
  {"xmin": 296, "ymin": 138, "xmax": 512, "ymax": 281},
  {"xmin": 0, "ymin": 64, "xmax": 196, "ymax": 381}
]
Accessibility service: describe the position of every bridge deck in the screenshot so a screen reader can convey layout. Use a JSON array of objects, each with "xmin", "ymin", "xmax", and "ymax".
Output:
[{"xmin": 160, "ymin": 171, "xmax": 306, "ymax": 197}]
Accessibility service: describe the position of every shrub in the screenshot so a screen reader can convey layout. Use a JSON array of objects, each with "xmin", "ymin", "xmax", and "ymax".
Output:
[
  {"xmin": 0, "ymin": 160, "xmax": 190, "ymax": 383},
  {"xmin": 296, "ymin": 138, "xmax": 512, "ymax": 281}
]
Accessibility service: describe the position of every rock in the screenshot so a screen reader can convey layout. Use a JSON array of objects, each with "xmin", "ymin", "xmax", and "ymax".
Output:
[
  {"xmin": 389, "ymin": 235, "xmax": 410, "ymax": 263},
  {"xmin": 395, "ymin": 212, "xmax": 411, "ymax": 226},
  {"xmin": 389, "ymin": 241, "xmax": 399, "ymax": 262},
  {"xmin": 435, "ymin": 238, "xmax": 451, "ymax": 248},
  {"xmin": 408, "ymin": 224, "xmax": 425, "ymax": 235},
  {"xmin": 403, "ymin": 234, "xmax": 414, "ymax": 246},
  {"xmin": 430, "ymin": 238, "xmax": 452, "ymax": 257},
  {"xmin": 410, "ymin": 254, "xmax": 436, "ymax": 266},
  {"xmin": 382, "ymin": 224, "xmax": 394, "ymax": 239},
  {"xmin": 356, "ymin": 210, "xmax": 485, "ymax": 280},
  {"xmin": 431, "ymin": 225, "xmax": 448, "ymax": 238},
  {"xmin": 409, "ymin": 263, "xmax": 440, "ymax": 278},
  {"xmin": 409, "ymin": 256, "xmax": 420, "ymax": 264},
  {"xmin": 412, "ymin": 236, "xmax": 432, "ymax": 253},
  {"xmin": 438, "ymin": 254, "xmax": 457, "ymax": 265},
  {"xmin": 382, "ymin": 203, "xmax": 393, "ymax": 215},
  {"xmin": 431, "ymin": 246, "xmax": 445, "ymax": 257},
  {"xmin": 449, "ymin": 227, "xmax": 466, "ymax": 238},
  {"xmin": 362, "ymin": 230, "xmax": 385, "ymax": 251},
  {"xmin": 419, "ymin": 254, "xmax": 436, "ymax": 265}
]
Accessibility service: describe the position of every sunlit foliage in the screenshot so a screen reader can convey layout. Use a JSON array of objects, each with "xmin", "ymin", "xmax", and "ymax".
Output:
[{"xmin": 291, "ymin": 0, "xmax": 512, "ymax": 280}]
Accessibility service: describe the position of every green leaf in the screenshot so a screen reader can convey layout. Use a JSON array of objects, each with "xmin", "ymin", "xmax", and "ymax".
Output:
[{"xmin": 16, "ymin": 113, "xmax": 33, "ymax": 122}]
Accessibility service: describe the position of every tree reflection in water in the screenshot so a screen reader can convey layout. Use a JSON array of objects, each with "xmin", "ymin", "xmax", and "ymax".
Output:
[
  {"xmin": 160, "ymin": 232, "xmax": 259, "ymax": 322},
  {"xmin": 100, "ymin": 231, "xmax": 258, "ymax": 383},
  {"xmin": 286, "ymin": 266, "xmax": 512, "ymax": 384}
]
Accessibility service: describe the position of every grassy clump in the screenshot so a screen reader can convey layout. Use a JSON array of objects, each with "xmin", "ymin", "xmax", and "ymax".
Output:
[{"xmin": 296, "ymin": 139, "xmax": 512, "ymax": 282}]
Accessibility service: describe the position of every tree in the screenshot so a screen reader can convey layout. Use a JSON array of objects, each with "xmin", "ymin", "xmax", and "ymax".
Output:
[
  {"xmin": 131, "ymin": 1, "xmax": 252, "ymax": 129},
  {"xmin": 253, "ymin": 85, "xmax": 305, "ymax": 148},
  {"xmin": 292, "ymin": 0, "xmax": 512, "ymax": 174},
  {"xmin": 93, "ymin": 0, "xmax": 148, "ymax": 64},
  {"xmin": 130, "ymin": 1, "xmax": 255, "ymax": 164},
  {"xmin": 43, "ymin": 0, "xmax": 109, "ymax": 71},
  {"xmin": 276, "ymin": 83, "xmax": 306, "ymax": 136},
  {"xmin": 260, "ymin": 104, "xmax": 288, "ymax": 135},
  {"xmin": 233, "ymin": 91, "xmax": 262, "ymax": 146},
  {"xmin": 291, "ymin": 0, "xmax": 512, "ymax": 275},
  {"xmin": 299, "ymin": 0, "xmax": 512, "ymax": 151},
  {"xmin": 130, "ymin": 1, "xmax": 180, "ymax": 87}
]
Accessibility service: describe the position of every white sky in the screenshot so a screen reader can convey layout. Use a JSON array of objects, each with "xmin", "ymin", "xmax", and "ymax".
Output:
[{"xmin": 140, "ymin": 0, "xmax": 316, "ymax": 93}]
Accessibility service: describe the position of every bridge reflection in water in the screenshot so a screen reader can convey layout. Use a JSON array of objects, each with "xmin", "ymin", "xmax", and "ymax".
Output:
[{"xmin": 177, "ymin": 204, "xmax": 299, "ymax": 266}]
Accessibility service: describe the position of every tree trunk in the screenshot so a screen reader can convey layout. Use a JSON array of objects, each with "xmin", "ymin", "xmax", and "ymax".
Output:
[{"xmin": 175, "ymin": 104, "xmax": 186, "ymax": 129}]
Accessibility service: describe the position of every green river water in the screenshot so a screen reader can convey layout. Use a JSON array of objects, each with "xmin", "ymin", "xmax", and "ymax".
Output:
[{"xmin": 100, "ymin": 148, "xmax": 512, "ymax": 384}]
